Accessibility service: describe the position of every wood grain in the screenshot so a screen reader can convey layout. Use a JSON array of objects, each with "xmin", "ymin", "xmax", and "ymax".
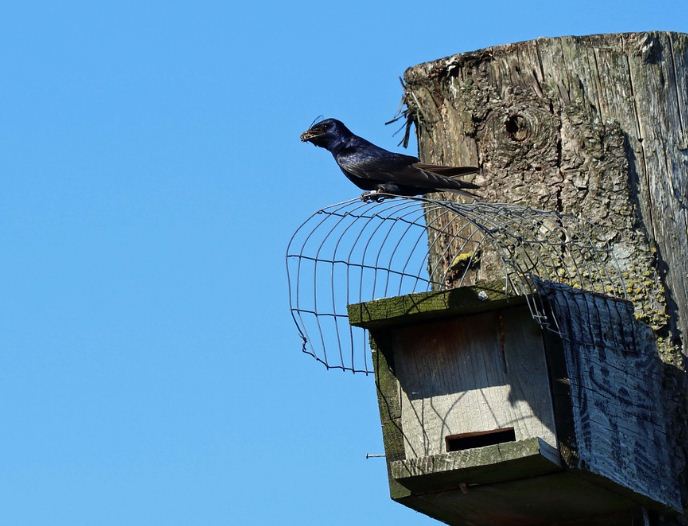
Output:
[
  {"xmin": 403, "ymin": 32, "xmax": 688, "ymax": 365},
  {"xmin": 391, "ymin": 437, "xmax": 561, "ymax": 491},
  {"xmin": 536, "ymin": 279, "xmax": 682, "ymax": 512},
  {"xmin": 390, "ymin": 305, "xmax": 557, "ymax": 459},
  {"xmin": 402, "ymin": 33, "xmax": 688, "ymax": 520}
]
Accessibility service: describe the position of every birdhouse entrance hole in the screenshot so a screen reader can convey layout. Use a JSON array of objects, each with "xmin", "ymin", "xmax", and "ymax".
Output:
[{"xmin": 445, "ymin": 428, "xmax": 516, "ymax": 452}]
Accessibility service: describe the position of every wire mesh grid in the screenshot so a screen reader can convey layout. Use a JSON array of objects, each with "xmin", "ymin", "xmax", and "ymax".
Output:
[{"xmin": 286, "ymin": 194, "xmax": 627, "ymax": 374}]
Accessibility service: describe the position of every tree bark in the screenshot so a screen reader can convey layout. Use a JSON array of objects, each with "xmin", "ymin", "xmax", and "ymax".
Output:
[{"xmin": 403, "ymin": 32, "xmax": 688, "ymax": 524}]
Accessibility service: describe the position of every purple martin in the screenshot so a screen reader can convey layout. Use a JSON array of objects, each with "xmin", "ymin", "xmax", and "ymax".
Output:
[{"xmin": 300, "ymin": 118, "xmax": 480, "ymax": 200}]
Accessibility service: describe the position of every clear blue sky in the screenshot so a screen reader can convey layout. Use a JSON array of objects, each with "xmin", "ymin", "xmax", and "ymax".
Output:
[{"xmin": 1, "ymin": 1, "xmax": 686, "ymax": 524}]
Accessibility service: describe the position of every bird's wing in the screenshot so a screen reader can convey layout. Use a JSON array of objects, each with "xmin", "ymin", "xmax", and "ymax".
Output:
[{"xmin": 345, "ymin": 153, "xmax": 480, "ymax": 190}]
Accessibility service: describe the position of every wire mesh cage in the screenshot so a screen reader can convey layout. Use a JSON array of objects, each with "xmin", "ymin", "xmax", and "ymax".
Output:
[{"xmin": 286, "ymin": 195, "xmax": 627, "ymax": 374}]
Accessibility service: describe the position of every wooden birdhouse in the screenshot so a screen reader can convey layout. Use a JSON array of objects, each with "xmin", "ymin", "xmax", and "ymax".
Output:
[{"xmin": 348, "ymin": 282, "xmax": 681, "ymax": 525}]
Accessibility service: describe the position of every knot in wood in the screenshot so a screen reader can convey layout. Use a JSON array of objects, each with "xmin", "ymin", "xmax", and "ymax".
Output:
[
  {"xmin": 478, "ymin": 101, "xmax": 560, "ymax": 177},
  {"xmin": 505, "ymin": 114, "xmax": 529, "ymax": 142}
]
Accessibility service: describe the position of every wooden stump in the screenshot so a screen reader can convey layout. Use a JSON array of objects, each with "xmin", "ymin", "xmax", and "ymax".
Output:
[
  {"xmin": 402, "ymin": 32, "xmax": 688, "ymax": 523},
  {"xmin": 404, "ymin": 32, "xmax": 687, "ymax": 362}
]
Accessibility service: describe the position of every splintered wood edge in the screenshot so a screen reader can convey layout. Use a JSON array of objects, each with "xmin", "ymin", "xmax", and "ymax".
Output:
[{"xmin": 347, "ymin": 284, "xmax": 527, "ymax": 329}]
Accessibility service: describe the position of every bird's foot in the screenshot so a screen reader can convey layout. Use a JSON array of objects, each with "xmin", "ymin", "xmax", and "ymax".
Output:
[{"xmin": 360, "ymin": 190, "xmax": 385, "ymax": 203}]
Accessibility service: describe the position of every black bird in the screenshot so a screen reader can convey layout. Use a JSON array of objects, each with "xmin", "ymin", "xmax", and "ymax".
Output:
[{"xmin": 300, "ymin": 118, "xmax": 480, "ymax": 200}]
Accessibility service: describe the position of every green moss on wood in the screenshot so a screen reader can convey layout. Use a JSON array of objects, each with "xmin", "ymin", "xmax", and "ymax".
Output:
[
  {"xmin": 348, "ymin": 283, "xmax": 525, "ymax": 330},
  {"xmin": 370, "ymin": 341, "xmax": 412, "ymax": 500}
]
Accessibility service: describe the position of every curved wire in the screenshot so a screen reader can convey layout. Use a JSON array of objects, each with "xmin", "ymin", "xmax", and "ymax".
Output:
[{"xmin": 286, "ymin": 195, "xmax": 627, "ymax": 374}]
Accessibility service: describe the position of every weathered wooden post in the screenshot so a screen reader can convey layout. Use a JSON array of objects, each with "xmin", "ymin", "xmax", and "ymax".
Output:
[
  {"xmin": 404, "ymin": 32, "xmax": 688, "ymax": 365},
  {"xmin": 349, "ymin": 32, "xmax": 687, "ymax": 525}
]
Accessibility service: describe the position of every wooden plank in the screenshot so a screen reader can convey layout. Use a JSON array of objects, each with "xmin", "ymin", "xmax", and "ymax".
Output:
[
  {"xmin": 368, "ymin": 338, "xmax": 411, "ymax": 500},
  {"xmin": 501, "ymin": 308, "xmax": 558, "ymax": 447},
  {"xmin": 537, "ymin": 280, "xmax": 682, "ymax": 512},
  {"xmin": 390, "ymin": 305, "xmax": 557, "ymax": 458},
  {"xmin": 391, "ymin": 437, "xmax": 561, "ymax": 492},
  {"xmin": 347, "ymin": 283, "xmax": 525, "ymax": 329},
  {"xmin": 541, "ymin": 328, "xmax": 579, "ymax": 468},
  {"xmin": 397, "ymin": 471, "xmax": 641, "ymax": 526}
]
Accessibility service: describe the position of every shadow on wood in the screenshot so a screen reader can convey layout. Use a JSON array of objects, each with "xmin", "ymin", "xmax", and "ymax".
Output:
[{"xmin": 349, "ymin": 283, "xmax": 682, "ymax": 525}]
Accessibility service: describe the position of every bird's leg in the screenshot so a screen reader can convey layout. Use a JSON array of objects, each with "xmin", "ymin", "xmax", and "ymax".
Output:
[{"xmin": 360, "ymin": 190, "xmax": 385, "ymax": 203}]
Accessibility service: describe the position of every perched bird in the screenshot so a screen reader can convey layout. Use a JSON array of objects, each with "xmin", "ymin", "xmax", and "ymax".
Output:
[{"xmin": 300, "ymin": 118, "xmax": 480, "ymax": 200}]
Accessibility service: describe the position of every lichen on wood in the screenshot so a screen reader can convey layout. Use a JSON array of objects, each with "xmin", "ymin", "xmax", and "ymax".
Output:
[
  {"xmin": 401, "ymin": 32, "xmax": 688, "ymax": 519},
  {"xmin": 403, "ymin": 32, "xmax": 688, "ymax": 369}
]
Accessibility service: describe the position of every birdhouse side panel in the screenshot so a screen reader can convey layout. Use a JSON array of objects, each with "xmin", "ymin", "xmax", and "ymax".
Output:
[{"xmin": 538, "ymin": 281, "xmax": 682, "ymax": 512}]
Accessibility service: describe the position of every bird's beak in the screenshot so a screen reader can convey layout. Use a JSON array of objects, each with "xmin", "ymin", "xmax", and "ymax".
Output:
[{"xmin": 300, "ymin": 129, "xmax": 318, "ymax": 142}]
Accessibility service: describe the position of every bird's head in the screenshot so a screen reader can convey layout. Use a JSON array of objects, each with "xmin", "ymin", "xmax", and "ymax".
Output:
[{"xmin": 300, "ymin": 118, "xmax": 353, "ymax": 151}]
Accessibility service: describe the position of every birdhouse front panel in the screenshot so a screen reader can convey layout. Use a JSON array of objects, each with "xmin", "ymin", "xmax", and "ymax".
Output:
[{"xmin": 390, "ymin": 305, "xmax": 557, "ymax": 459}]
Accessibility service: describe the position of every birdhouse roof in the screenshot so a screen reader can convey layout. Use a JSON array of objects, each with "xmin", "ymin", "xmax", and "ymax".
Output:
[{"xmin": 347, "ymin": 282, "xmax": 527, "ymax": 330}]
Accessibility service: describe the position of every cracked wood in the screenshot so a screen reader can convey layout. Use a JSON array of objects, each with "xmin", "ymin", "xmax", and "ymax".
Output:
[{"xmin": 403, "ymin": 32, "xmax": 688, "ymax": 366}]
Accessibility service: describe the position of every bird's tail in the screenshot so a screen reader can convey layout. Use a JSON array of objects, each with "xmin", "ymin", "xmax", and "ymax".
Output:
[
  {"xmin": 414, "ymin": 162, "xmax": 482, "ymax": 199},
  {"xmin": 428, "ymin": 172, "xmax": 482, "ymax": 199},
  {"xmin": 415, "ymin": 163, "xmax": 479, "ymax": 177},
  {"xmin": 442, "ymin": 187, "xmax": 482, "ymax": 200}
]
